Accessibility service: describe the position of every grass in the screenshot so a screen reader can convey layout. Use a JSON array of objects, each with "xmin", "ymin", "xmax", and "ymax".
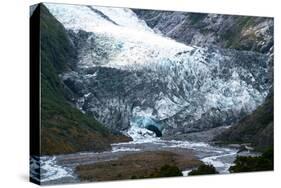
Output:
[{"xmin": 76, "ymin": 151, "xmax": 201, "ymax": 181}]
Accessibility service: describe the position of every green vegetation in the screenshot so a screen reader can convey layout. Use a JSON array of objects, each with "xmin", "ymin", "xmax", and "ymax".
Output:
[
  {"xmin": 215, "ymin": 92, "xmax": 273, "ymax": 173},
  {"xmin": 131, "ymin": 165, "xmax": 183, "ymax": 179},
  {"xmin": 150, "ymin": 165, "xmax": 183, "ymax": 178},
  {"xmin": 76, "ymin": 151, "xmax": 200, "ymax": 181},
  {"xmin": 229, "ymin": 147, "xmax": 273, "ymax": 173},
  {"xmin": 214, "ymin": 93, "xmax": 273, "ymax": 152},
  {"xmin": 188, "ymin": 13, "xmax": 207, "ymax": 25},
  {"xmin": 39, "ymin": 4, "xmax": 130, "ymax": 155},
  {"xmin": 188, "ymin": 164, "xmax": 218, "ymax": 176},
  {"xmin": 222, "ymin": 16, "xmax": 255, "ymax": 49}
]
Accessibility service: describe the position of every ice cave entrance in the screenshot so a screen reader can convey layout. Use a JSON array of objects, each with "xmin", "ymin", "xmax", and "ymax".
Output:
[{"xmin": 130, "ymin": 116, "xmax": 163, "ymax": 137}]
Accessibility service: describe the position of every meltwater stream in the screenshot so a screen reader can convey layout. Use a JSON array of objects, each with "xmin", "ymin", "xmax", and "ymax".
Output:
[
  {"xmin": 32, "ymin": 3, "xmax": 265, "ymax": 184},
  {"xmin": 30, "ymin": 126, "xmax": 259, "ymax": 184}
]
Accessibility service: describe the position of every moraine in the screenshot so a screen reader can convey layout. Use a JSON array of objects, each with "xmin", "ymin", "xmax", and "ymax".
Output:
[
  {"xmin": 31, "ymin": 128, "xmax": 260, "ymax": 184},
  {"xmin": 46, "ymin": 3, "xmax": 271, "ymax": 135},
  {"xmin": 32, "ymin": 3, "xmax": 271, "ymax": 184}
]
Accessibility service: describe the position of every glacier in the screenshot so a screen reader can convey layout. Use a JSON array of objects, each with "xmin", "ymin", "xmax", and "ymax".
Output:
[{"xmin": 45, "ymin": 3, "xmax": 272, "ymax": 137}]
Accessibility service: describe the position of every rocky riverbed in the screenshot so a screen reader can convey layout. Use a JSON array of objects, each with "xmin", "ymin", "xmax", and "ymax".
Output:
[
  {"xmin": 30, "ymin": 3, "xmax": 269, "ymax": 185},
  {"xmin": 30, "ymin": 129, "xmax": 260, "ymax": 185}
]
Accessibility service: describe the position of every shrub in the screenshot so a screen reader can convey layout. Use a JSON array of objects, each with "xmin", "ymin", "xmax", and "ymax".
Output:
[
  {"xmin": 188, "ymin": 164, "xmax": 218, "ymax": 176},
  {"xmin": 229, "ymin": 147, "xmax": 273, "ymax": 173},
  {"xmin": 157, "ymin": 165, "xmax": 183, "ymax": 177},
  {"xmin": 131, "ymin": 165, "xmax": 183, "ymax": 179}
]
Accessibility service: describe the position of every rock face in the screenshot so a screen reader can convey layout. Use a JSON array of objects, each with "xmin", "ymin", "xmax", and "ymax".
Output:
[
  {"xmin": 45, "ymin": 3, "xmax": 273, "ymax": 137},
  {"xmin": 214, "ymin": 92, "xmax": 273, "ymax": 151},
  {"xmin": 133, "ymin": 10, "xmax": 273, "ymax": 54}
]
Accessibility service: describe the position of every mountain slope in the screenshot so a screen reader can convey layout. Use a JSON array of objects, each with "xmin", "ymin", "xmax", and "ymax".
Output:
[
  {"xmin": 44, "ymin": 3, "xmax": 272, "ymax": 138},
  {"xmin": 133, "ymin": 10, "xmax": 273, "ymax": 54},
  {"xmin": 214, "ymin": 92, "xmax": 273, "ymax": 151},
  {"xmin": 134, "ymin": 9, "xmax": 274, "ymax": 146},
  {"xmin": 39, "ymin": 4, "xmax": 130, "ymax": 155}
]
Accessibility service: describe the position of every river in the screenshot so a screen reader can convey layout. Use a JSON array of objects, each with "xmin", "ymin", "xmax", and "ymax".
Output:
[{"xmin": 30, "ymin": 126, "xmax": 259, "ymax": 184}]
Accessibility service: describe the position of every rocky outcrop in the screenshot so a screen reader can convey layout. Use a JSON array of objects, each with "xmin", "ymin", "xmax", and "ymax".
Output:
[
  {"xmin": 61, "ymin": 38, "xmax": 271, "ymax": 134},
  {"xmin": 45, "ymin": 3, "xmax": 273, "ymax": 138},
  {"xmin": 133, "ymin": 10, "xmax": 273, "ymax": 54}
]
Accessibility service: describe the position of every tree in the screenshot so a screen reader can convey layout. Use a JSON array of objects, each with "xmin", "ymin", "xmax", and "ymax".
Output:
[
  {"xmin": 188, "ymin": 164, "xmax": 218, "ymax": 175},
  {"xmin": 229, "ymin": 147, "xmax": 273, "ymax": 173}
]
